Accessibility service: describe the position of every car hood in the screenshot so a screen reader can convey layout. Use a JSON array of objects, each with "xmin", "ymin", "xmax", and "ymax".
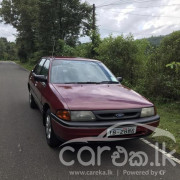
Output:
[{"xmin": 53, "ymin": 84, "xmax": 153, "ymax": 110}]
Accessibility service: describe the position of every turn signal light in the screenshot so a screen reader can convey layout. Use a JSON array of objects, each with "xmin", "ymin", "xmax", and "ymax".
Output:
[{"xmin": 56, "ymin": 110, "xmax": 71, "ymax": 121}]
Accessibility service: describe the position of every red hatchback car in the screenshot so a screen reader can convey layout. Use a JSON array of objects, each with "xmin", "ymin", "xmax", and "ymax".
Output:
[{"xmin": 28, "ymin": 57, "xmax": 160, "ymax": 147}]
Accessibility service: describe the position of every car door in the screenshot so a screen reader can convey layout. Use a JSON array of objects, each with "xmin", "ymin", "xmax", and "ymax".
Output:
[
  {"xmin": 31, "ymin": 58, "xmax": 46, "ymax": 108},
  {"xmin": 35, "ymin": 59, "xmax": 50, "ymax": 112}
]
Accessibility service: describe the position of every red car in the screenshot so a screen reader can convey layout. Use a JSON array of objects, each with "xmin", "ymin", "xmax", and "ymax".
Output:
[{"xmin": 28, "ymin": 57, "xmax": 160, "ymax": 147}]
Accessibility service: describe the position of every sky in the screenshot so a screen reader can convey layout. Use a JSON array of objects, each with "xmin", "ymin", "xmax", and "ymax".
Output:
[{"xmin": 0, "ymin": 0, "xmax": 180, "ymax": 42}]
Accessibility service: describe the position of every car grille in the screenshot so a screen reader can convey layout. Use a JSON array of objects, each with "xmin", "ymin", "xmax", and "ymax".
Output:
[{"xmin": 93, "ymin": 109, "xmax": 141, "ymax": 121}]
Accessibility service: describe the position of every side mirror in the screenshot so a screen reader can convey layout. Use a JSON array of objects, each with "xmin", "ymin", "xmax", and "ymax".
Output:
[
  {"xmin": 117, "ymin": 77, "xmax": 123, "ymax": 82},
  {"xmin": 34, "ymin": 74, "xmax": 47, "ymax": 83}
]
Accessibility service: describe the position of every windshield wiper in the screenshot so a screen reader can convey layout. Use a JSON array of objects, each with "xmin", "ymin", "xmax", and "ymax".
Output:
[
  {"xmin": 63, "ymin": 82, "xmax": 79, "ymax": 84},
  {"xmin": 100, "ymin": 81, "xmax": 119, "ymax": 84},
  {"xmin": 80, "ymin": 82, "xmax": 101, "ymax": 84},
  {"xmin": 64, "ymin": 82, "xmax": 101, "ymax": 84},
  {"xmin": 64, "ymin": 81, "xmax": 119, "ymax": 84}
]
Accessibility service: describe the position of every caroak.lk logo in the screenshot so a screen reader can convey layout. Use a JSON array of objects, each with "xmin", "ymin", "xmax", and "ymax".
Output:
[{"xmin": 59, "ymin": 122, "xmax": 176, "ymax": 167}]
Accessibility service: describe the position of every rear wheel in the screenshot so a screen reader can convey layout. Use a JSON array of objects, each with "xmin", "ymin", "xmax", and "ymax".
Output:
[
  {"xmin": 29, "ymin": 91, "xmax": 37, "ymax": 109},
  {"xmin": 45, "ymin": 109, "xmax": 61, "ymax": 148}
]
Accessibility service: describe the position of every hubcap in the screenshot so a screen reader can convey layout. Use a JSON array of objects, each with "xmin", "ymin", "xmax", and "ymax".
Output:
[{"xmin": 46, "ymin": 115, "xmax": 51, "ymax": 139}]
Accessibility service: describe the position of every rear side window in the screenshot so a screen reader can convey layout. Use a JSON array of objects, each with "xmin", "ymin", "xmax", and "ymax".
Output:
[
  {"xmin": 34, "ymin": 59, "xmax": 46, "ymax": 75},
  {"xmin": 40, "ymin": 60, "xmax": 50, "ymax": 77}
]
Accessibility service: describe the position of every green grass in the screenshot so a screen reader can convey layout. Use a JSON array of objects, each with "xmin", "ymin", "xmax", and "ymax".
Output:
[
  {"xmin": 151, "ymin": 102, "xmax": 180, "ymax": 154},
  {"xmin": 14, "ymin": 60, "xmax": 35, "ymax": 71}
]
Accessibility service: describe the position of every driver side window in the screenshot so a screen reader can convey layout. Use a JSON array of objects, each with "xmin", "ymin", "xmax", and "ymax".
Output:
[
  {"xmin": 33, "ymin": 59, "xmax": 46, "ymax": 75},
  {"xmin": 40, "ymin": 60, "xmax": 50, "ymax": 77}
]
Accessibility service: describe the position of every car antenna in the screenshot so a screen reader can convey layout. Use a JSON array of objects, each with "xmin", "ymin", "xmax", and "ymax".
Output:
[{"xmin": 52, "ymin": 36, "xmax": 56, "ymax": 59}]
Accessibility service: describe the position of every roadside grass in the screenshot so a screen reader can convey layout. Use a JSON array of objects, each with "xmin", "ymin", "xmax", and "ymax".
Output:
[
  {"xmin": 151, "ymin": 102, "xmax": 180, "ymax": 154},
  {"xmin": 14, "ymin": 60, "xmax": 34, "ymax": 71},
  {"xmin": 13, "ymin": 61, "xmax": 180, "ymax": 154}
]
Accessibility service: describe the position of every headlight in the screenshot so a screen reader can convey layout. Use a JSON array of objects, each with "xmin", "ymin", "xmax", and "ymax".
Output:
[
  {"xmin": 71, "ymin": 111, "xmax": 96, "ymax": 121},
  {"xmin": 141, "ymin": 107, "xmax": 155, "ymax": 117}
]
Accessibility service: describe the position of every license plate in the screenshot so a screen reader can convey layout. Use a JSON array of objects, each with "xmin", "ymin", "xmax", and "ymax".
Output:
[{"xmin": 107, "ymin": 126, "xmax": 137, "ymax": 137}]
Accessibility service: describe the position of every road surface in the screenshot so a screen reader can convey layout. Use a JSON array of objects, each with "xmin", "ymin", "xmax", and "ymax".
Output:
[{"xmin": 0, "ymin": 61, "xmax": 179, "ymax": 180}]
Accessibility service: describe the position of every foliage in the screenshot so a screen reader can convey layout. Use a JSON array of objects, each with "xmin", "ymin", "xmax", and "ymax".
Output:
[
  {"xmin": 36, "ymin": 0, "xmax": 92, "ymax": 55},
  {"xmin": 0, "ymin": 0, "xmax": 92, "ymax": 61},
  {"xmin": 147, "ymin": 35, "xmax": 165, "ymax": 47},
  {"xmin": 151, "ymin": 102, "xmax": 180, "ymax": 154},
  {"xmin": 142, "ymin": 31, "xmax": 180, "ymax": 100},
  {"xmin": 96, "ymin": 35, "xmax": 138, "ymax": 85},
  {"xmin": 74, "ymin": 43, "xmax": 92, "ymax": 58},
  {"xmin": 166, "ymin": 61, "xmax": 180, "ymax": 72},
  {"xmin": 166, "ymin": 62, "xmax": 180, "ymax": 73},
  {"xmin": 0, "ymin": 0, "xmax": 39, "ymax": 62},
  {"xmin": 89, "ymin": 30, "xmax": 101, "ymax": 58},
  {"xmin": 0, "ymin": 37, "xmax": 17, "ymax": 60}
]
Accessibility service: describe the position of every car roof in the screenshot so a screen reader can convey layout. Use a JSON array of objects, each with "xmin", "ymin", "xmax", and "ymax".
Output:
[{"xmin": 42, "ymin": 56, "xmax": 100, "ymax": 62}]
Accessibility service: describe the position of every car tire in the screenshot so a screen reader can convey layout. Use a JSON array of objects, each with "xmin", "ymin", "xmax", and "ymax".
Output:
[
  {"xmin": 29, "ymin": 91, "xmax": 37, "ymax": 109},
  {"xmin": 45, "ymin": 109, "xmax": 61, "ymax": 148}
]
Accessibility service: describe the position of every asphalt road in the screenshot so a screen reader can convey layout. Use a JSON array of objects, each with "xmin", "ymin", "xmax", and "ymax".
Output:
[{"xmin": 0, "ymin": 61, "xmax": 180, "ymax": 180}]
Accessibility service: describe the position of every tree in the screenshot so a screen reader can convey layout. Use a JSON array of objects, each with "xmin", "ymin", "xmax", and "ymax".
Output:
[
  {"xmin": 0, "ymin": 0, "xmax": 39, "ymax": 61},
  {"xmin": 36, "ymin": 0, "xmax": 92, "ymax": 55},
  {"xmin": 0, "ymin": 0, "xmax": 92, "ymax": 60},
  {"xmin": 144, "ymin": 31, "xmax": 180, "ymax": 100},
  {"xmin": 96, "ymin": 35, "xmax": 138, "ymax": 85},
  {"xmin": 0, "ymin": 37, "xmax": 17, "ymax": 60}
]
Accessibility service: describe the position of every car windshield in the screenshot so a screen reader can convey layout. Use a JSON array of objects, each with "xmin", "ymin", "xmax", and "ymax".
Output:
[{"xmin": 51, "ymin": 59, "xmax": 119, "ymax": 84}]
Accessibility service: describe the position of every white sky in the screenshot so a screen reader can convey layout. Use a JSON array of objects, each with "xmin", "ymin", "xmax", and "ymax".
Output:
[{"xmin": 0, "ymin": 0, "xmax": 180, "ymax": 42}]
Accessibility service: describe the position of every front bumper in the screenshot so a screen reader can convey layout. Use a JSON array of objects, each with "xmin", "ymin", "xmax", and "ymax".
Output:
[{"xmin": 51, "ymin": 113, "xmax": 160, "ymax": 141}]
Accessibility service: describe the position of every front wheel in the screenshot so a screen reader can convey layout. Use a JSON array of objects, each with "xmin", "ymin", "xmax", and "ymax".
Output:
[{"xmin": 45, "ymin": 109, "xmax": 61, "ymax": 148}]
